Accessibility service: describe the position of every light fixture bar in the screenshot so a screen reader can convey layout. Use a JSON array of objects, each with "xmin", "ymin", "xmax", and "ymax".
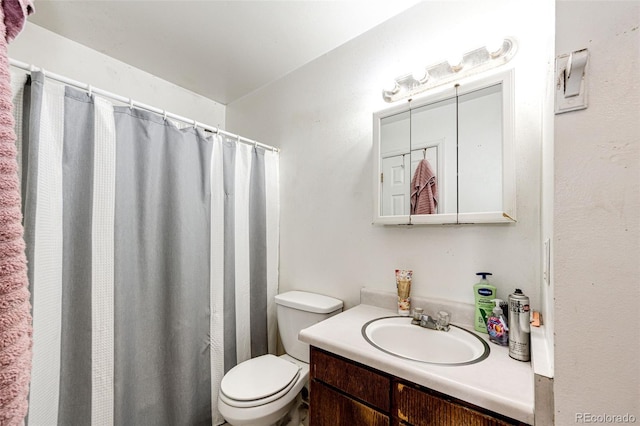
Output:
[{"xmin": 382, "ymin": 37, "xmax": 517, "ymax": 103}]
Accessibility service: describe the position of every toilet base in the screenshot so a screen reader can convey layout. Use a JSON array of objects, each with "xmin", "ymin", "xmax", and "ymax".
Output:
[
  {"xmin": 278, "ymin": 394, "xmax": 308, "ymax": 426},
  {"xmin": 219, "ymin": 393, "xmax": 299, "ymax": 426},
  {"xmin": 218, "ymin": 355, "xmax": 310, "ymax": 426}
]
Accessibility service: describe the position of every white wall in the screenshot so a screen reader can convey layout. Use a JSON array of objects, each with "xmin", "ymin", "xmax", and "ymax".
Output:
[
  {"xmin": 8, "ymin": 23, "xmax": 225, "ymax": 126},
  {"xmin": 227, "ymin": 1, "xmax": 554, "ymax": 311},
  {"xmin": 555, "ymin": 2, "xmax": 640, "ymax": 423}
]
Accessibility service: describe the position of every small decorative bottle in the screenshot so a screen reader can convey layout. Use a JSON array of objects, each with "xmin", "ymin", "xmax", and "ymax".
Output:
[
  {"xmin": 486, "ymin": 299, "xmax": 509, "ymax": 346},
  {"xmin": 395, "ymin": 269, "xmax": 412, "ymax": 316}
]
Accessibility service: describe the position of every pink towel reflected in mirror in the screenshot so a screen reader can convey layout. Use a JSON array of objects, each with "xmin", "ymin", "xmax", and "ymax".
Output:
[{"xmin": 410, "ymin": 159, "xmax": 438, "ymax": 215}]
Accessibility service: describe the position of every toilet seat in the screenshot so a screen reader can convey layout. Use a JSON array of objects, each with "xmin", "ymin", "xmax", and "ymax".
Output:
[{"xmin": 220, "ymin": 354, "xmax": 301, "ymax": 408}]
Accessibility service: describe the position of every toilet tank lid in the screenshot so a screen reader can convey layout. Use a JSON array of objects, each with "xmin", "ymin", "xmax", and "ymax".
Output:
[{"xmin": 275, "ymin": 291, "xmax": 343, "ymax": 314}]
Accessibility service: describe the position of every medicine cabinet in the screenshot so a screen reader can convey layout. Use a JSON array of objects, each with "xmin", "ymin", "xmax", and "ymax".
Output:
[{"xmin": 373, "ymin": 70, "xmax": 515, "ymax": 225}]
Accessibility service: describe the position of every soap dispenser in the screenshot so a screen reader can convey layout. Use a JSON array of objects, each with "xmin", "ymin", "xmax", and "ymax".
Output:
[
  {"xmin": 487, "ymin": 299, "xmax": 509, "ymax": 346},
  {"xmin": 473, "ymin": 272, "xmax": 496, "ymax": 333}
]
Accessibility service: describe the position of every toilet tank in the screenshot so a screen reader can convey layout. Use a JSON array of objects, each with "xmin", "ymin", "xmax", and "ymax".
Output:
[{"xmin": 275, "ymin": 291, "xmax": 343, "ymax": 363}]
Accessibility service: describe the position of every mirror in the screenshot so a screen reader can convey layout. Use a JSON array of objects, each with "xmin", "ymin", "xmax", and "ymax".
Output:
[{"xmin": 373, "ymin": 70, "xmax": 515, "ymax": 225}]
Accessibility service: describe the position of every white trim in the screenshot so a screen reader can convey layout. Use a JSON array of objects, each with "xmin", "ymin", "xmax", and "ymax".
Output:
[
  {"xmin": 457, "ymin": 211, "xmax": 516, "ymax": 224},
  {"xmin": 209, "ymin": 135, "xmax": 226, "ymax": 425},
  {"xmin": 264, "ymin": 150, "xmax": 280, "ymax": 355},
  {"xmin": 28, "ymin": 79, "xmax": 65, "ymax": 425},
  {"xmin": 91, "ymin": 96, "xmax": 116, "ymax": 426},
  {"xmin": 9, "ymin": 69, "xmax": 28, "ymax": 185},
  {"xmin": 531, "ymin": 325, "xmax": 554, "ymax": 378},
  {"xmin": 234, "ymin": 143, "xmax": 252, "ymax": 364}
]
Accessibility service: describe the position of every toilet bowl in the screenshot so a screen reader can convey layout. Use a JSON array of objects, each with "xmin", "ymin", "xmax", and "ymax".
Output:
[
  {"xmin": 218, "ymin": 291, "xmax": 342, "ymax": 426},
  {"xmin": 218, "ymin": 354, "xmax": 308, "ymax": 426}
]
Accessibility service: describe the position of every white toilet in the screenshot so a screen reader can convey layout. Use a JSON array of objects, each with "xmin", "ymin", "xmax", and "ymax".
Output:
[{"xmin": 218, "ymin": 291, "xmax": 343, "ymax": 426}]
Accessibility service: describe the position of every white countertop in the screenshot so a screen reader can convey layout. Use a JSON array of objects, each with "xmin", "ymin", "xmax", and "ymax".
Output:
[{"xmin": 299, "ymin": 303, "xmax": 534, "ymax": 424}]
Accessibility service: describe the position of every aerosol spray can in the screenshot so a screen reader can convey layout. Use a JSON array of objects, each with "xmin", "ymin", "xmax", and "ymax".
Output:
[{"xmin": 508, "ymin": 289, "xmax": 530, "ymax": 362}]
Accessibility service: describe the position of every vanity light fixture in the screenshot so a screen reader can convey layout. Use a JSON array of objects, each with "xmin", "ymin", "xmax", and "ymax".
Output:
[{"xmin": 382, "ymin": 37, "xmax": 517, "ymax": 103}]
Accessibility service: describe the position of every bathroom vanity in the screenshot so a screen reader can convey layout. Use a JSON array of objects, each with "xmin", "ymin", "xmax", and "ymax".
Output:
[
  {"xmin": 310, "ymin": 347, "xmax": 526, "ymax": 425},
  {"xmin": 299, "ymin": 300, "xmax": 534, "ymax": 425}
]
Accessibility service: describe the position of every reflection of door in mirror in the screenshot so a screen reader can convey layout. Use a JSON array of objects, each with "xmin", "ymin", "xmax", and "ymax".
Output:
[
  {"xmin": 410, "ymin": 97, "xmax": 457, "ymax": 215},
  {"xmin": 380, "ymin": 111, "xmax": 410, "ymax": 216},
  {"xmin": 381, "ymin": 154, "xmax": 409, "ymax": 215},
  {"xmin": 457, "ymin": 83, "xmax": 503, "ymax": 214}
]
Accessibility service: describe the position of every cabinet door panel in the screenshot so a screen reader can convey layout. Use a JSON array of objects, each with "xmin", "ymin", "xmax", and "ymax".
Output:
[
  {"xmin": 311, "ymin": 347, "xmax": 391, "ymax": 412},
  {"xmin": 457, "ymin": 83, "xmax": 504, "ymax": 215},
  {"xmin": 394, "ymin": 381, "xmax": 519, "ymax": 426},
  {"xmin": 410, "ymin": 96, "xmax": 457, "ymax": 215},
  {"xmin": 379, "ymin": 111, "xmax": 411, "ymax": 217},
  {"xmin": 310, "ymin": 381, "xmax": 390, "ymax": 426}
]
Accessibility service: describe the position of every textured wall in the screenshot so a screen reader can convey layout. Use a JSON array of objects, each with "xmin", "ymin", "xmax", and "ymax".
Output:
[{"xmin": 555, "ymin": 2, "xmax": 640, "ymax": 422}]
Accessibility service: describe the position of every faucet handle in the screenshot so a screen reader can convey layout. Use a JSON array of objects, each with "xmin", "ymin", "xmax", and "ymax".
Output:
[
  {"xmin": 411, "ymin": 307, "xmax": 424, "ymax": 325},
  {"xmin": 436, "ymin": 311, "xmax": 450, "ymax": 331}
]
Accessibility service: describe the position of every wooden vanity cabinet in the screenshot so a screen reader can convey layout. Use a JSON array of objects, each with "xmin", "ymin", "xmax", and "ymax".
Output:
[{"xmin": 309, "ymin": 346, "xmax": 528, "ymax": 426}]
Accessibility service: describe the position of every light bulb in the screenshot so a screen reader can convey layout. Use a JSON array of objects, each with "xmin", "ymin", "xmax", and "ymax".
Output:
[
  {"xmin": 383, "ymin": 80, "xmax": 398, "ymax": 94},
  {"xmin": 411, "ymin": 68, "xmax": 427, "ymax": 82},
  {"xmin": 486, "ymin": 37, "xmax": 505, "ymax": 55},
  {"xmin": 447, "ymin": 53, "xmax": 463, "ymax": 68}
]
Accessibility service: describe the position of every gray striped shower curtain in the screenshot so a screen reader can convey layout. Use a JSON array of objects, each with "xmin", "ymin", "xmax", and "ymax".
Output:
[{"xmin": 14, "ymin": 71, "xmax": 279, "ymax": 426}]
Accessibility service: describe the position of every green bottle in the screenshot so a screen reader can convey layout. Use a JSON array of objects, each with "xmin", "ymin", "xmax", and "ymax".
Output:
[{"xmin": 473, "ymin": 272, "xmax": 496, "ymax": 333}]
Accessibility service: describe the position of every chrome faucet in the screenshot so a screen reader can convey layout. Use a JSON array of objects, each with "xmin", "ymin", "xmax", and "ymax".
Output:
[
  {"xmin": 411, "ymin": 308, "xmax": 450, "ymax": 332},
  {"xmin": 420, "ymin": 314, "xmax": 439, "ymax": 329}
]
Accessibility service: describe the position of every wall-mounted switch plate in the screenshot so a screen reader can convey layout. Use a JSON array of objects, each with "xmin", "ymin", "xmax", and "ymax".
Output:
[{"xmin": 555, "ymin": 49, "xmax": 588, "ymax": 114}]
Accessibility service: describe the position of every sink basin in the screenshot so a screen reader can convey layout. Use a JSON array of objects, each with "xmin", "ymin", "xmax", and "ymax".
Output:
[{"xmin": 362, "ymin": 316, "xmax": 490, "ymax": 366}]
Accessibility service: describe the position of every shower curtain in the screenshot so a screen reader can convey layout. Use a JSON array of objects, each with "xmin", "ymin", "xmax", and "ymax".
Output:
[{"xmin": 15, "ymin": 72, "xmax": 279, "ymax": 426}]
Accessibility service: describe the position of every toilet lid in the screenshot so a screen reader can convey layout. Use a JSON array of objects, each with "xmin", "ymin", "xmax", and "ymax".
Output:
[{"xmin": 220, "ymin": 354, "xmax": 300, "ymax": 402}]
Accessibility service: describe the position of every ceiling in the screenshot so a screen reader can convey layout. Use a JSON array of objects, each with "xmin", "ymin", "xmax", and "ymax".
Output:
[{"xmin": 29, "ymin": 0, "xmax": 421, "ymax": 104}]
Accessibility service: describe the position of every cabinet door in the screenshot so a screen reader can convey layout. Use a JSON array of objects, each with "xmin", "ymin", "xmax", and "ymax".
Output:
[
  {"xmin": 379, "ymin": 110, "xmax": 411, "ymax": 220},
  {"xmin": 310, "ymin": 380, "xmax": 390, "ymax": 426},
  {"xmin": 393, "ymin": 381, "xmax": 523, "ymax": 426},
  {"xmin": 410, "ymin": 96, "xmax": 457, "ymax": 216},
  {"xmin": 311, "ymin": 347, "xmax": 391, "ymax": 412},
  {"xmin": 457, "ymin": 83, "xmax": 504, "ymax": 215}
]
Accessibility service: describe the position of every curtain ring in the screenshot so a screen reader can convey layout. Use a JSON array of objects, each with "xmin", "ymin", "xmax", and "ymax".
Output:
[
  {"xmin": 192, "ymin": 119, "xmax": 198, "ymax": 129},
  {"xmin": 214, "ymin": 127, "xmax": 220, "ymax": 135},
  {"xmin": 87, "ymin": 85, "xmax": 93, "ymax": 98},
  {"xmin": 162, "ymin": 110, "xmax": 167, "ymax": 121},
  {"xmin": 129, "ymin": 98, "xmax": 134, "ymax": 110}
]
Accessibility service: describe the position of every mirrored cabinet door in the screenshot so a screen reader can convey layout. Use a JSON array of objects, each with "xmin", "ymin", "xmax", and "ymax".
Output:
[
  {"xmin": 455, "ymin": 71, "xmax": 515, "ymax": 223},
  {"xmin": 457, "ymin": 84, "xmax": 503, "ymax": 215},
  {"xmin": 409, "ymin": 96, "xmax": 457, "ymax": 222}
]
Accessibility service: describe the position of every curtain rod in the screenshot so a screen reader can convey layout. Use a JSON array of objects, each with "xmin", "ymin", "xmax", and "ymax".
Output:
[{"xmin": 9, "ymin": 58, "xmax": 280, "ymax": 153}]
